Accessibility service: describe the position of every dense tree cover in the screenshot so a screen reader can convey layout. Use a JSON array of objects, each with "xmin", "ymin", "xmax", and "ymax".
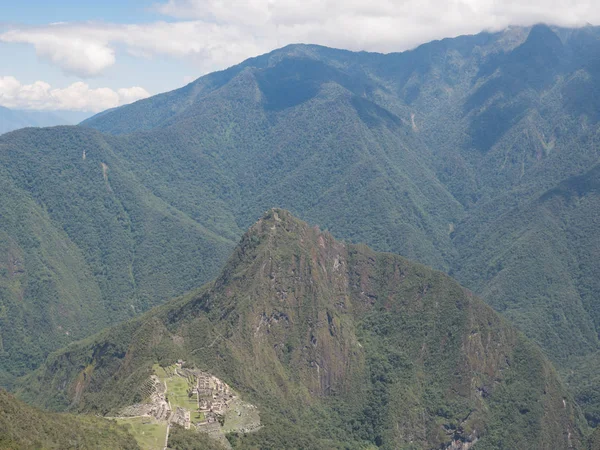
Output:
[
  {"xmin": 590, "ymin": 426, "xmax": 600, "ymax": 450},
  {"xmin": 18, "ymin": 211, "xmax": 585, "ymax": 449},
  {"xmin": 0, "ymin": 390, "xmax": 138, "ymax": 449},
  {"xmin": 167, "ymin": 425, "xmax": 227, "ymax": 450},
  {"xmin": 0, "ymin": 127, "xmax": 235, "ymax": 382}
]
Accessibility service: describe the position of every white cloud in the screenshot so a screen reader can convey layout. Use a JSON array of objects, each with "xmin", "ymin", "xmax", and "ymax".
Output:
[
  {"xmin": 1, "ymin": 0, "xmax": 599, "ymax": 78},
  {"xmin": 0, "ymin": 21, "xmax": 268, "ymax": 77},
  {"xmin": 117, "ymin": 86, "xmax": 151, "ymax": 104},
  {"xmin": 0, "ymin": 76, "xmax": 150, "ymax": 112},
  {"xmin": 1, "ymin": 26, "xmax": 115, "ymax": 77}
]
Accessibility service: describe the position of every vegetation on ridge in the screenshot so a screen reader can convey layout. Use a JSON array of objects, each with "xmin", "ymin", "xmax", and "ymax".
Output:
[{"xmin": 0, "ymin": 126, "xmax": 234, "ymax": 383}]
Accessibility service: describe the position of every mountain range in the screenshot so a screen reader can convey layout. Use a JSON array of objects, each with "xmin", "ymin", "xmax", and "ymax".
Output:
[
  {"xmin": 1, "ymin": 23, "xmax": 600, "ymax": 448},
  {"xmin": 0, "ymin": 107, "xmax": 91, "ymax": 135}
]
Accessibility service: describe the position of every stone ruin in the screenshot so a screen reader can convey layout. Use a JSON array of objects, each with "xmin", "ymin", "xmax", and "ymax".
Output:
[
  {"xmin": 115, "ymin": 365, "xmax": 261, "ymax": 445},
  {"xmin": 117, "ymin": 375, "xmax": 171, "ymax": 420}
]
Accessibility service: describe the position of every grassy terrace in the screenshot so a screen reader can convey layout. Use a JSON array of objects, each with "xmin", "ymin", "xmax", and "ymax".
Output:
[
  {"xmin": 154, "ymin": 364, "xmax": 199, "ymax": 416},
  {"xmin": 222, "ymin": 400, "xmax": 260, "ymax": 433},
  {"xmin": 166, "ymin": 374, "xmax": 195, "ymax": 410},
  {"xmin": 115, "ymin": 417, "xmax": 167, "ymax": 450}
]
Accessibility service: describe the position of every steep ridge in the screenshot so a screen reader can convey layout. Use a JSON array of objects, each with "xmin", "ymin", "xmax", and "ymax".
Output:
[
  {"xmin": 0, "ymin": 389, "xmax": 138, "ymax": 449},
  {"xmin": 0, "ymin": 52, "xmax": 463, "ymax": 384},
  {"xmin": 454, "ymin": 163, "xmax": 600, "ymax": 426},
  {"xmin": 20, "ymin": 210, "xmax": 585, "ymax": 449},
  {"xmin": 105, "ymin": 68, "xmax": 462, "ymax": 268}
]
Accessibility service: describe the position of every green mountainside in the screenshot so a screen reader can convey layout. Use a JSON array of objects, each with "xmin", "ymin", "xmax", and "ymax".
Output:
[
  {"xmin": 2, "ymin": 23, "xmax": 600, "ymax": 429},
  {"xmin": 453, "ymin": 162, "xmax": 600, "ymax": 425},
  {"xmin": 0, "ymin": 127, "xmax": 234, "ymax": 382},
  {"xmin": 167, "ymin": 425, "xmax": 227, "ymax": 450},
  {"xmin": 0, "ymin": 389, "xmax": 138, "ymax": 449},
  {"xmin": 18, "ymin": 210, "xmax": 585, "ymax": 449}
]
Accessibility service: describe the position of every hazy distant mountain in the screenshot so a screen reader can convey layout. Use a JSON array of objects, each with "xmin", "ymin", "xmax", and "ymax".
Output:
[
  {"xmin": 0, "ymin": 106, "xmax": 92, "ymax": 134},
  {"xmin": 3, "ymin": 23, "xmax": 600, "ymax": 430}
]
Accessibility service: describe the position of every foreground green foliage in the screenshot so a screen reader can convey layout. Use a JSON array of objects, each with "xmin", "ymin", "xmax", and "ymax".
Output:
[
  {"xmin": 0, "ymin": 390, "xmax": 138, "ymax": 449},
  {"xmin": 115, "ymin": 417, "xmax": 167, "ymax": 450},
  {"xmin": 18, "ymin": 211, "xmax": 585, "ymax": 449},
  {"xmin": 168, "ymin": 425, "xmax": 227, "ymax": 450}
]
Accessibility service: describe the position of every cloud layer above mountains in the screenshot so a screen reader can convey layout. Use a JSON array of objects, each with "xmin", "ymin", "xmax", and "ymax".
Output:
[{"xmin": 2, "ymin": 0, "xmax": 598, "ymax": 78}]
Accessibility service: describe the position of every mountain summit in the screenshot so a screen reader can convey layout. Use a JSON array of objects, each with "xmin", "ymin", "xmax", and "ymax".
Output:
[{"xmin": 21, "ymin": 209, "xmax": 584, "ymax": 449}]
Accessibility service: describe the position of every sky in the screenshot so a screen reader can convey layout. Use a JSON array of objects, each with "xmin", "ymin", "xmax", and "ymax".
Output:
[{"xmin": 0, "ymin": 0, "xmax": 598, "ymax": 112}]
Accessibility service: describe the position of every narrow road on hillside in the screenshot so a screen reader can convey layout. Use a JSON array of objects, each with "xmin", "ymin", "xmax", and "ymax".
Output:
[
  {"xmin": 163, "ymin": 424, "xmax": 170, "ymax": 450},
  {"xmin": 163, "ymin": 380, "xmax": 170, "ymax": 450}
]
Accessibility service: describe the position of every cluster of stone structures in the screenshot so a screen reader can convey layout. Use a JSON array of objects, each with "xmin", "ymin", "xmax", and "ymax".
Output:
[
  {"xmin": 170, "ymin": 406, "xmax": 191, "ymax": 428},
  {"xmin": 118, "ymin": 375, "xmax": 170, "ymax": 419},
  {"xmin": 191, "ymin": 371, "xmax": 237, "ymax": 423},
  {"xmin": 119, "ymin": 364, "xmax": 240, "ymax": 425},
  {"xmin": 116, "ymin": 363, "xmax": 260, "ymax": 449}
]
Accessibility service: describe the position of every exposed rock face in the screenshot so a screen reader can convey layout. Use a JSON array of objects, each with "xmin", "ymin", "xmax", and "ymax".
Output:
[{"xmin": 228, "ymin": 210, "xmax": 361, "ymax": 398}]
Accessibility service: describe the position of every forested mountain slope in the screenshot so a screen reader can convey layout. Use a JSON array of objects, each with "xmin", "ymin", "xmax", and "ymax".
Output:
[
  {"xmin": 80, "ymin": 24, "xmax": 600, "ymax": 421},
  {"xmin": 453, "ymin": 162, "xmax": 600, "ymax": 425},
  {"xmin": 0, "ymin": 390, "xmax": 138, "ymax": 449},
  {"xmin": 19, "ymin": 210, "xmax": 585, "ymax": 449},
  {"xmin": 0, "ymin": 127, "xmax": 235, "ymax": 383}
]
